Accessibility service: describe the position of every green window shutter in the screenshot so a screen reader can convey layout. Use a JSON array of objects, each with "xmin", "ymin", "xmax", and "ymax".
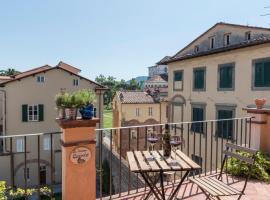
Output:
[
  {"xmin": 22, "ymin": 104, "xmax": 28, "ymax": 122},
  {"xmin": 254, "ymin": 62, "xmax": 264, "ymax": 87},
  {"xmin": 194, "ymin": 69, "xmax": 205, "ymax": 89},
  {"xmin": 38, "ymin": 104, "xmax": 44, "ymax": 121},
  {"xmin": 219, "ymin": 66, "xmax": 233, "ymax": 89},
  {"xmin": 264, "ymin": 61, "xmax": 270, "ymax": 87},
  {"xmin": 174, "ymin": 71, "xmax": 182, "ymax": 81}
]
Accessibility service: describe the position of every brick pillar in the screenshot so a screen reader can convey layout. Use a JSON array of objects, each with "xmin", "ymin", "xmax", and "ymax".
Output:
[
  {"xmin": 243, "ymin": 108, "xmax": 270, "ymax": 153},
  {"xmin": 56, "ymin": 118, "xmax": 99, "ymax": 200}
]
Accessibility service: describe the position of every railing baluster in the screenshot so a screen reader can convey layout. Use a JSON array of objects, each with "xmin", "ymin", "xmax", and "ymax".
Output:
[
  {"xmin": 187, "ymin": 123, "xmax": 190, "ymax": 157},
  {"xmin": 235, "ymin": 119, "xmax": 239, "ymax": 145},
  {"xmin": 10, "ymin": 137, "xmax": 14, "ymax": 189},
  {"xmin": 210, "ymin": 121, "xmax": 213, "ymax": 175},
  {"xmin": 136, "ymin": 127, "xmax": 139, "ymax": 192},
  {"xmin": 110, "ymin": 130, "xmax": 113, "ymax": 198},
  {"xmin": 215, "ymin": 121, "xmax": 218, "ymax": 173},
  {"xmin": 240, "ymin": 119, "xmax": 243, "ymax": 145},
  {"xmin": 24, "ymin": 136, "xmax": 27, "ymax": 199},
  {"xmin": 221, "ymin": 121, "xmax": 224, "ymax": 170},
  {"xmin": 204, "ymin": 122, "xmax": 207, "ymax": 176},
  {"xmin": 119, "ymin": 129, "xmax": 122, "ymax": 197},
  {"xmin": 199, "ymin": 122, "xmax": 202, "ymax": 177},
  {"xmin": 50, "ymin": 133, "xmax": 54, "ymax": 198},
  {"xmin": 37, "ymin": 135, "xmax": 41, "ymax": 200},
  {"xmin": 245, "ymin": 118, "xmax": 248, "ymax": 147},
  {"xmin": 128, "ymin": 128, "xmax": 131, "ymax": 195},
  {"xmin": 249, "ymin": 117, "xmax": 252, "ymax": 148},
  {"xmin": 99, "ymin": 130, "xmax": 103, "ymax": 199}
]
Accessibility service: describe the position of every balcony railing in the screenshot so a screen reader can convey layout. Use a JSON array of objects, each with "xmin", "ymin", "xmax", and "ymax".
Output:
[
  {"xmin": 0, "ymin": 117, "xmax": 253, "ymax": 199},
  {"xmin": 95, "ymin": 117, "xmax": 253, "ymax": 199}
]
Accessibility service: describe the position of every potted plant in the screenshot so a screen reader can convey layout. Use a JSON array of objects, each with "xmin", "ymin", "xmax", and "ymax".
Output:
[
  {"xmin": 55, "ymin": 93, "xmax": 66, "ymax": 119},
  {"xmin": 255, "ymin": 98, "xmax": 266, "ymax": 109},
  {"xmin": 62, "ymin": 92, "xmax": 77, "ymax": 120},
  {"xmin": 76, "ymin": 89, "xmax": 97, "ymax": 120},
  {"xmin": 163, "ymin": 124, "xmax": 171, "ymax": 157}
]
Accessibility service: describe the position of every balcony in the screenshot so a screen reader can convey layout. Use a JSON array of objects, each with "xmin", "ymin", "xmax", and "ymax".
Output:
[{"xmin": 0, "ymin": 117, "xmax": 270, "ymax": 199}]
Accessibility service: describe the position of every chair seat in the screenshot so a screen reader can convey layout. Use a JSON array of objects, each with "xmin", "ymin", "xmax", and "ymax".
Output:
[{"xmin": 189, "ymin": 176, "xmax": 242, "ymax": 197}]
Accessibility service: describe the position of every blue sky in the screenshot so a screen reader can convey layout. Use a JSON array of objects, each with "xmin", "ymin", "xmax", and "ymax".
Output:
[{"xmin": 0, "ymin": 0, "xmax": 270, "ymax": 80}]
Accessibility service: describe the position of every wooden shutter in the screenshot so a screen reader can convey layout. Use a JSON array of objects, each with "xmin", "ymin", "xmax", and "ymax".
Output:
[
  {"xmin": 22, "ymin": 104, "xmax": 28, "ymax": 122},
  {"xmin": 220, "ymin": 66, "xmax": 232, "ymax": 88},
  {"xmin": 174, "ymin": 71, "xmax": 182, "ymax": 81},
  {"xmin": 194, "ymin": 69, "xmax": 205, "ymax": 89},
  {"xmin": 264, "ymin": 61, "xmax": 270, "ymax": 86},
  {"xmin": 38, "ymin": 104, "xmax": 44, "ymax": 121}
]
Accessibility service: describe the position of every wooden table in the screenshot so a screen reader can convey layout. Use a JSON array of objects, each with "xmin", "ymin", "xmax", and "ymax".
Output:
[{"xmin": 127, "ymin": 150, "xmax": 201, "ymax": 200}]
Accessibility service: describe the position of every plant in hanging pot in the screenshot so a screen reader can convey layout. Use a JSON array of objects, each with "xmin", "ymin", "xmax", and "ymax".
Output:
[
  {"xmin": 55, "ymin": 93, "xmax": 66, "ymax": 119},
  {"xmin": 62, "ymin": 92, "xmax": 78, "ymax": 120},
  {"xmin": 163, "ymin": 124, "xmax": 171, "ymax": 157},
  {"xmin": 75, "ymin": 89, "xmax": 97, "ymax": 120}
]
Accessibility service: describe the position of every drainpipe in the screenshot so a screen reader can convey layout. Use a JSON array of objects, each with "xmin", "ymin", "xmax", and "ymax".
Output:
[{"xmin": 0, "ymin": 89, "xmax": 6, "ymax": 152}]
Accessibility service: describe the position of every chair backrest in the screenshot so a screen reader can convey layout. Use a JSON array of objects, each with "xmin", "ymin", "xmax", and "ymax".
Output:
[{"xmin": 223, "ymin": 143, "xmax": 258, "ymax": 165}]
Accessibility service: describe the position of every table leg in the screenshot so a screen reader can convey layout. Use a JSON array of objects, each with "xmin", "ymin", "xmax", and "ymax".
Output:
[
  {"xmin": 140, "ymin": 172, "xmax": 162, "ymax": 200},
  {"xmin": 144, "ymin": 173, "xmax": 160, "ymax": 200},
  {"xmin": 168, "ymin": 171, "xmax": 190, "ymax": 200},
  {"xmin": 160, "ymin": 171, "xmax": 165, "ymax": 200},
  {"xmin": 145, "ymin": 173, "xmax": 164, "ymax": 198}
]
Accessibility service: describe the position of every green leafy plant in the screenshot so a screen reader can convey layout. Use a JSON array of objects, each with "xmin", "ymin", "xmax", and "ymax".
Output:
[
  {"xmin": 227, "ymin": 151, "xmax": 270, "ymax": 182},
  {"xmin": 55, "ymin": 93, "xmax": 65, "ymax": 108},
  {"xmin": 73, "ymin": 89, "xmax": 96, "ymax": 108}
]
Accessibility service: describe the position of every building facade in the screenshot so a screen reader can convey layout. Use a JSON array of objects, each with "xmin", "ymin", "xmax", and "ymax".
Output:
[
  {"xmin": 112, "ymin": 91, "xmax": 168, "ymax": 156},
  {"xmin": 158, "ymin": 22, "xmax": 270, "ymax": 172},
  {"xmin": 0, "ymin": 61, "xmax": 106, "ymax": 187}
]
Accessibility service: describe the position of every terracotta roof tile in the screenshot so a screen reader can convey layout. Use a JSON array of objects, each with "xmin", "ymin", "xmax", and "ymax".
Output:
[{"xmin": 116, "ymin": 91, "xmax": 156, "ymax": 104}]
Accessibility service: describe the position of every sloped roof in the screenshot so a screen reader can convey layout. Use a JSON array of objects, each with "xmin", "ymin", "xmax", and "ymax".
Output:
[
  {"xmin": 157, "ymin": 56, "xmax": 171, "ymax": 64},
  {"xmin": 146, "ymin": 74, "xmax": 168, "ymax": 82},
  {"xmin": 0, "ymin": 62, "xmax": 106, "ymax": 88},
  {"xmin": 159, "ymin": 22, "xmax": 270, "ymax": 65},
  {"xmin": 160, "ymin": 35, "xmax": 270, "ymax": 64},
  {"xmin": 115, "ymin": 91, "xmax": 156, "ymax": 104}
]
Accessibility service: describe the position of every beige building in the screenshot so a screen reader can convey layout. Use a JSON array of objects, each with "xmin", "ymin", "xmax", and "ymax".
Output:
[
  {"xmin": 112, "ymin": 91, "xmax": 168, "ymax": 155},
  {"xmin": 158, "ymin": 22, "xmax": 270, "ymax": 171},
  {"xmin": 0, "ymin": 61, "xmax": 106, "ymax": 187}
]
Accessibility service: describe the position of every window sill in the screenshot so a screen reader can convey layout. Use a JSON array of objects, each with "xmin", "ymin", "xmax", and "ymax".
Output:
[{"xmin": 251, "ymin": 86, "xmax": 270, "ymax": 91}]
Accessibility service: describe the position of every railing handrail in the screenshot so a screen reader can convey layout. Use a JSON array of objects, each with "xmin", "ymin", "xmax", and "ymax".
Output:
[
  {"xmin": 0, "ymin": 131, "xmax": 62, "ymax": 139},
  {"xmin": 95, "ymin": 116, "xmax": 253, "ymax": 131}
]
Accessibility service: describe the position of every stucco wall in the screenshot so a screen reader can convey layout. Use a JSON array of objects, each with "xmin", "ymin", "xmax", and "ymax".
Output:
[
  {"xmin": 3, "ymin": 68, "xmax": 99, "ymax": 135},
  {"xmin": 168, "ymin": 43, "xmax": 270, "ymax": 123}
]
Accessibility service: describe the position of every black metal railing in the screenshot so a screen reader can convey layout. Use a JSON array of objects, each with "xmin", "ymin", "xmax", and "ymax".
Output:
[
  {"xmin": 95, "ymin": 117, "xmax": 253, "ymax": 199},
  {"xmin": 0, "ymin": 131, "xmax": 62, "ymax": 199}
]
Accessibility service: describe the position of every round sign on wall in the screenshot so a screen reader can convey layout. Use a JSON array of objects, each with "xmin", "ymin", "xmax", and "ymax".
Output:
[{"xmin": 70, "ymin": 146, "xmax": 91, "ymax": 164}]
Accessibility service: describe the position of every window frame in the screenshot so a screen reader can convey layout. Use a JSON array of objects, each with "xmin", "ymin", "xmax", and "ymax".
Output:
[
  {"xmin": 16, "ymin": 138, "xmax": 24, "ymax": 152},
  {"xmin": 37, "ymin": 75, "xmax": 45, "ymax": 83},
  {"xmin": 135, "ymin": 108, "xmax": 140, "ymax": 117},
  {"xmin": 73, "ymin": 79, "xmax": 79, "ymax": 86},
  {"xmin": 173, "ymin": 70, "xmax": 184, "ymax": 91},
  {"xmin": 148, "ymin": 107, "xmax": 153, "ymax": 116},
  {"xmin": 252, "ymin": 57, "xmax": 270, "ymax": 90},
  {"xmin": 245, "ymin": 31, "xmax": 251, "ymax": 41},
  {"xmin": 209, "ymin": 36, "xmax": 215, "ymax": 49},
  {"xmin": 43, "ymin": 136, "xmax": 51, "ymax": 151},
  {"xmin": 190, "ymin": 103, "xmax": 206, "ymax": 135},
  {"xmin": 215, "ymin": 104, "xmax": 236, "ymax": 140},
  {"xmin": 28, "ymin": 104, "xmax": 39, "ymax": 122},
  {"xmin": 217, "ymin": 62, "xmax": 235, "ymax": 91},
  {"xmin": 193, "ymin": 67, "xmax": 206, "ymax": 91},
  {"xmin": 223, "ymin": 33, "xmax": 231, "ymax": 46},
  {"xmin": 194, "ymin": 45, "xmax": 199, "ymax": 53}
]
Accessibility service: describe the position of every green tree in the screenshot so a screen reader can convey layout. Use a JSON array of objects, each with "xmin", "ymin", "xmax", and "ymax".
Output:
[{"xmin": 0, "ymin": 68, "xmax": 20, "ymax": 76}]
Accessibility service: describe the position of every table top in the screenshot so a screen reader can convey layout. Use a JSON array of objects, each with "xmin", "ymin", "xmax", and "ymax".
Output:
[{"xmin": 127, "ymin": 150, "xmax": 201, "ymax": 173}]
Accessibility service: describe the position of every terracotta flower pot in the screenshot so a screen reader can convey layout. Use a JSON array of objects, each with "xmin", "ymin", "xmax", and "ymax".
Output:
[
  {"xmin": 65, "ymin": 108, "xmax": 77, "ymax": 120},
  {"xmin": 255, "ymin": 98, "xmax": 266, "ymax": 109}
]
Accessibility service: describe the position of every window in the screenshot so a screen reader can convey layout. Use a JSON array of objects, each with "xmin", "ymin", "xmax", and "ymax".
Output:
[
  {"xmin": 173, "ymin": 70, "xmax": 183, "ymax": 91},
  {"xmin": 209, "ymin": 36, "xmax": 215, "ymax": 49},
  {"xmin": 193, "ymin": 67, "xmax": 206, "ymax": 90},
  {"xmin": 43, "ymin": 136, "xmax": 51, "ymax": 150},
  {"xmin": 245, "ymin": 32, "xmax": 251, "ymax": 41},
  {"xmin": 148, "ymin": 107, "xmax": 153, "ymax": 116},
  {"xmin": 253, "ymin": 58, "xmax": 270, "ymax": 89},
  {"xmin": 16, "ymin": 138, "xmax": 24, "ymax": 152},
  {"xmin": 130, "ymin": 129, "xmax": 137, "ymax": 139},
  {"xmin": 28, "ymin": 105, "xmax": 39, "ymax": 121},
  {"xmin": 194, "ymin": 45, "xmax": 199, "ymax": 53},
  {"xmin": 22, "ymin": 104, "xmax": 44, "ymax": 122},
  {"xmin": 24, "ymin": 168, "xmax": 30, "ymax": 181},
  {"xmin": 191, "ymin": 104, "xmax": 205, "ymax": 134},
  {"xmin": 37, "ymin": 76, "xmax": 45, "ymax": 83},
  {"xmin": 191, "ymin": 154, "xmax": 202, "ymax": 175},
  {"xmin": 218, "ymin": 63, "xmax": 235, "ymax": 90},
  {"xmin": 135, "ymin": 108, "xmax": 140, "ymax": 117},
  {"xmin": 73, "ymin": 79, "xmax": 79, "ymax": 86},
  {"xmin": 216, "ymin": 105, "xmax": 235, "ymax": 140},
  {"xmin": 224, "ymin": 33, "xmax": 231, "ymax": 46}
]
